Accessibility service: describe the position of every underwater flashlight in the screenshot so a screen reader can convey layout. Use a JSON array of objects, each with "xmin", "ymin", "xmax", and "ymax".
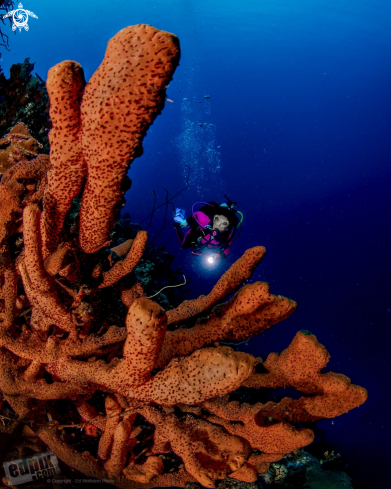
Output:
[{"xmin": 203, "ymin": 252, "xmax": 219, "ymax": 267}]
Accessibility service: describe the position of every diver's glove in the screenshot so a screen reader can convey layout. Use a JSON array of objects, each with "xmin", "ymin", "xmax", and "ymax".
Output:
[
  {"xmin": 180, "ymin": 219, "xmax": 188, "ymax": 228},
  {"xmin": 174, "ymin": 208, "xmax": 186, "ymax": 224}
]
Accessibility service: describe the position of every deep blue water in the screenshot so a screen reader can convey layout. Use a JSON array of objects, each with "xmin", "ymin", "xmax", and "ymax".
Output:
[{"xmin": 1, "ymin": 1, "xmax": 390, "ymax": 487}]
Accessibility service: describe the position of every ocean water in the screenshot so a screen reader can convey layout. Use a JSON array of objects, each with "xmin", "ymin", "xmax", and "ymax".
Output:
[{"xmin": 1, "ymin": 0, "xmax": 390, "ymax": 487}]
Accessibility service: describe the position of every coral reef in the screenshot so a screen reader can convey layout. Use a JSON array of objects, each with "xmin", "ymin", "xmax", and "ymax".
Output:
[
  {"xmin": 185, "ymin": 449, "xmax": 354, "ymax": 489},
  {"xmin": 0, "ymin": 58, "xmax": 51, "ymax": 152},
  {"xmin": 0, "ymin": 24, "xmax": 367, "ymax": 489}
]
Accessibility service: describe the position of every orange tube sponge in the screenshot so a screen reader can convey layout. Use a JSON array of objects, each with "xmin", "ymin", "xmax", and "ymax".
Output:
[
  {"xmin": 122, "ymin": 298, "xmax": 167, "ymax": 386},
  {"xmin": 228, "ymin": 463, "xmax": 259, "ymax": 483},
  {"xmin": 121, "ymin": 282, "xmax": 145, "ymax": 308},
  {"xmin": 48, "ymin": 302, "xmax": 255, "ymax": 404},
  {"xmin": 33, "ymin": 419, "xmax": 193, "ymax": 489},
  {"xmin": 104, "ymin": 413, "xmax": 137, "ymax": 479},
  {"xmin": 111, "ymin": 239, "xmax": 134, "ymax": 258},
  {"xmin": 79, "ymin": 25, "xmax": 180, "ymax": 253},
  {"xmin": 35, "ymin": 425, "xmax": 108, "ymax": 482},
  {"xmin": 74, "ymin": 400, "xmax": 106, "ymax": 431},
  {"xmin": 1, "ymin": 266, "xmax": 17, "ymax": 330},
  {"xmin": 0, "ymin": 185, "xmax": 21, "ymax": 253},
  {"xmin": 129, "ymin": 346, "xmax": 255, "ymax": 405},
  {"xmin": 22, "ymin": 205, "xmax": 51, "ymax": 292},
  {"xmin": 0, "ymin": 25, "xmax": 369, "ymax": 489},
  {"xmin": 201, "ymin": 396, "xmax": 314, "ymax": 455},
  {"xmin": 0, "ymin": 324, "xmax": 126, "ymax": 363},
  {"xmin": 19, "ymin": 205, "xmax": 76, "ymax": 333},
  {"xmin": 47, "ymin": 298, "xmax": 168, "ymax": 392},
  {"xmin": 43, "ymin": 242, "xmax": 72, "ymax": 276},
  {"xmin": 0, "ymin": 184, "xmax": 21, "ymax": 331},
  {"xmin": 243, "ymin": 331, "xmax": 368, "ymax": 421},
  {"xmin": 98, "ymin": 395, "xmax": 122, "ymax": 460},
  {"xmin": 157, "ymin": 281, "xmax": 296, "ymax": 368},
  {"xmin": 0, "ymin": 348, "xmax": 88, "ymax": 400},
  {"xmin": 166, "ymin": 246, "xmax": 266, "ymax": 325},
  {"xmin": 123, "ymin": 456, "xmax": 164, "ymax": 484},
  {"xmin": 99, "ymin": 231, "xmax": 148, "ymax": 288},
  {"xmin": 165, "ymin": 414, "xmax": 251, "ymax": 488},
  {"xmin": 140, "ymin": 405, "xmax": 251, "ymax": 488},
  {"xmin": 41, "ymin": 61, "xmax": 86, "ymax": 258}
]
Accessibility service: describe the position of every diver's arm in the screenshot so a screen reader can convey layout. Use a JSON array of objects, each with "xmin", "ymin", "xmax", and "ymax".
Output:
[{"xmin": 186, "ymin": 214, "xmax": 198, "ymax": 231}]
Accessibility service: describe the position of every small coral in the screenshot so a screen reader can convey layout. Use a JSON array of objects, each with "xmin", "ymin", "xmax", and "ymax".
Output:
[{"xmin": 271, "ymin": 463, "xmax": 288, "ymax": 484}]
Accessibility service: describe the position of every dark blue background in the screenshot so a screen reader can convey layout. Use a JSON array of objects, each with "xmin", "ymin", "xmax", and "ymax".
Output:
[{"xmin": 1, "ymin": 1, "xmax": 389, "ymax": 487}]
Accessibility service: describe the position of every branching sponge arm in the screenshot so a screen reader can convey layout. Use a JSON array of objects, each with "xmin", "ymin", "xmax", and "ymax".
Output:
[{"xmin": 166, "ymin": 246, "xmax": 267, "ymax": 326}]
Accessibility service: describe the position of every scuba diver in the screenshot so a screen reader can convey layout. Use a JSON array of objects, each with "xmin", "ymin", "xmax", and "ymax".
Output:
[{"xmin": 173, "ymin": 195, "xmax": 243, "ymax": 260}]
